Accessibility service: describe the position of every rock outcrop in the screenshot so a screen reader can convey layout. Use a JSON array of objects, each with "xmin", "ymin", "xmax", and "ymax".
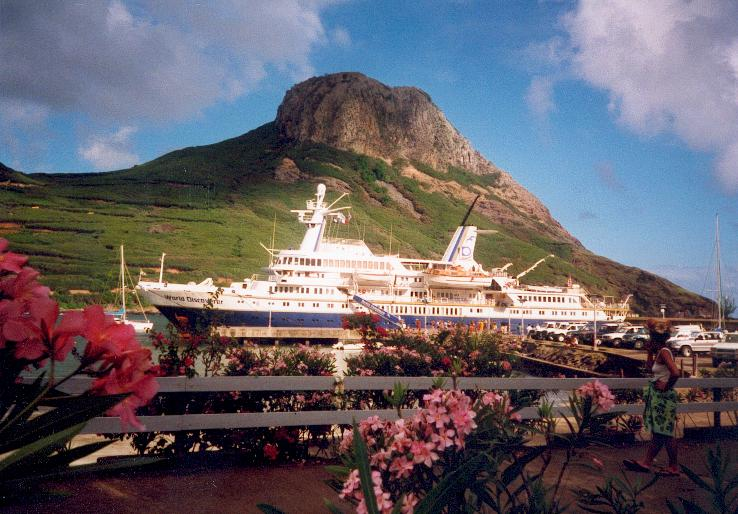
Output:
[{"xmin": 275, "ymin": 72, "xmax": 576, "ymax": 244}]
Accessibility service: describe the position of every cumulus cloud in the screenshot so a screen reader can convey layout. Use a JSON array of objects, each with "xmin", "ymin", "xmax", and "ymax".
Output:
[
  {"xmin": 0, "ymin": 0, "xmax": 341, "ymax": 123},
  {"xmin": 525, "ymin": 76, "xmax": 556, "ymax": 119},
  {"xmin": 78, "ymin": 126, "xmax": 139, "ymax": 170},
  {"xmin": 528, "ymin": 0, "xmax": 738, "ymax": 193}
]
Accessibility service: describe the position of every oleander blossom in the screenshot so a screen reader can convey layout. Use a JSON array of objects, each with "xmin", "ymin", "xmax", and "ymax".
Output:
[
  {"xmin": 576, "ymin": 380, "xmax": 615, "ymax": 413},
  {"xmin": 0, "ymin": 239, "xmax": 158, "ymax": 431},
  {"xmin": 339, "ymin": 389, "xmax": 479, "ymax": 513}
]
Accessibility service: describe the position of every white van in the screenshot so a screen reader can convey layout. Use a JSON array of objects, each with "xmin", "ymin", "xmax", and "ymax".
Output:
[{"xmin": 670, "ymin": 324, "xmax": 703, "ymax": 338}]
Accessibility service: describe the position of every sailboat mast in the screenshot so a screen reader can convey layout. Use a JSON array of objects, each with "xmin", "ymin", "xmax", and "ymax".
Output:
[{"xmin": 716, "ymin": 214, "xmax": 723, "ymax": 330}]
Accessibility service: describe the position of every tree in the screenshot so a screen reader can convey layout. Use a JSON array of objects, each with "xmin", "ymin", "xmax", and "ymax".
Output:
[{"xmin": 721, "ymin": 295, "xmax": 736, "ymax": 319}]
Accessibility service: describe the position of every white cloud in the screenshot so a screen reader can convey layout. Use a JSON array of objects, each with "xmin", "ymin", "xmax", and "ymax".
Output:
[
  {"xmin": 525, "ymin": 76, "xmax": 556, "ymax": 119},
  {"xmin": 0, "ymin": 1, "xmax": 343, "ymax": 122},
  {"xmin": 529, "ymin": 0, "xmax": 738, "ymax": 193},
  {"xmin": 332, "ymin": 27, "xmax": 351, "ymax": 47},
  {"xmin": 78, "ymin": 126, "xmax": 140, "ymax": 170}
]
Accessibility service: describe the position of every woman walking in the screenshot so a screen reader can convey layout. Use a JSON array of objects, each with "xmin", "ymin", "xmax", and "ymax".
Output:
[{"xmin": 624, "ymin": 319, "xmax": 681, "ymax": 476}]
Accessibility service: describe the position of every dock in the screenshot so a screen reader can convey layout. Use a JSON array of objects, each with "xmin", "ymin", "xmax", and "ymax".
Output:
[{"xmin": 214, "ymin": 326, "xmax": 361, "ymax": 341}]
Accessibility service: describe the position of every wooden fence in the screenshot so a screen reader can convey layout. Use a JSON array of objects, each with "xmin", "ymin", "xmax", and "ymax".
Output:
[{"xmin": 43, "ymin": 376, "xmax": 738, "ymax": 435}]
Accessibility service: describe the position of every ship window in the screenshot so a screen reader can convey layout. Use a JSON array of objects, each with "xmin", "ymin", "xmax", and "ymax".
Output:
[{"xmin": 313, "ymin": 303, "xmax": 319, "ymax": 308}]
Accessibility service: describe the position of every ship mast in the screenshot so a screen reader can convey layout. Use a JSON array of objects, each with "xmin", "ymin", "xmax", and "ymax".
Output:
[{"xmin": 716, "ymin": 214, "xmax": 723, "ymax": 330}]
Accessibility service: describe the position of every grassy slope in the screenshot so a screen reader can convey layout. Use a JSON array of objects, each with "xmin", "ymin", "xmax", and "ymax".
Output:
[{"xmin": 0, "ymin": 123, "xmax": 713, "ymax": 315}]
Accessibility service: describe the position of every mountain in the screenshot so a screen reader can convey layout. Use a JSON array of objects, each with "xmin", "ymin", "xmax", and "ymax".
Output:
[{"xmin": 0, "ymin": 72, "xmax": 714, "ymax": 316}]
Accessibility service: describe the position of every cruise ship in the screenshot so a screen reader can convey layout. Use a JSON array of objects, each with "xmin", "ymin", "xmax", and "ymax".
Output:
[{"xmin": 137, "ymin": 184, "xmax": 629, "ymax": 337}]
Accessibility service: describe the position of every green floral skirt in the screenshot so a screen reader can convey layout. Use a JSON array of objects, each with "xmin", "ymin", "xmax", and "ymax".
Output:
[{"xmin": 643, "ymin": 382, "xmax": 678, "ymax": 437}]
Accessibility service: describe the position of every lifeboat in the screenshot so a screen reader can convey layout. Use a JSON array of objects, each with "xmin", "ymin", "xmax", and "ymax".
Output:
[{"xmin": 424, "ymin": 266, "xmax": 490, "ymax": 289}]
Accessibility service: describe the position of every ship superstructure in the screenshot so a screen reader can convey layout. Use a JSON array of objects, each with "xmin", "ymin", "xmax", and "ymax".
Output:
[{"xmin": 137, "ymin": 184, "xmax": 628, "ymax": 336}]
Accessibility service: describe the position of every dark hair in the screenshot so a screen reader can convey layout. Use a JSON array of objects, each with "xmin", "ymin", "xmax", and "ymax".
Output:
[{"xmin": 646, "ymin": 319, "xmax": 671, "ymax": 346}]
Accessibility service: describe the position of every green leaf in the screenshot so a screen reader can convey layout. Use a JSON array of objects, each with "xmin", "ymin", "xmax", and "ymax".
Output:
[
  {"xmin": 414, "ymin": 453, "xmax": 487, "ymax": 514},
  {"xmin": 675, "ymin": 497, "xmax": 706, "ymax": 514},
  {"xmin": 0, "ymin": 373, "xmax": 47, "ymax": 433},
  {"xmin": 39, "ymin": 440, "xmax": 113, "ymax": 470},
  {"xmin": 323, "ymin": 499, "xmax": 346, "ymax": 514},
  {"xmin": 666, "ymin": 499, "xmax": 686, "ymax": 514},
  {"xmin": 500, "ymin": 446, "xmax": 545, "ymax": 487},
  {"xmin": 0, "ymin": 393, "xmax": 127, "ymax": 454},
  {"xmin": 352, "ymin": 420, "xmax": 380, "ymax": 514},
  {"xmin": 390, "ymin": 495, "xmax": 404, "ymax": 514},
  {"xmin": 0, "ymin": 422, "xmax": 84, "ymax": 475},
  {"xmin": 325, "ymin": 464, "xmax": 350, "ymax": 480},
  {"xmin": 256, "ymin": 504, "xmax": 287, "ymax": 514},
  {"xmin": 680, "ymin": 464, "xmax": 714, "ymax": 493}
]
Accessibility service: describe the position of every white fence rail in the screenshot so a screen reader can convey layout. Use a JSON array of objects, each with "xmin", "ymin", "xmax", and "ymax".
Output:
[{"xmin": 42, "ymin": 376, "xmax": 738, "ymax": 434}]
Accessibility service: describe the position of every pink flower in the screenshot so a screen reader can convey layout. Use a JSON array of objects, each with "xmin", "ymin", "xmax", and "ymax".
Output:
[
  {"xmin": 591, "ymin": 456, "xmax": 604, "ymax": 470},
  {"xmin": 501, "ymin": 360, "xmax": 512, "ymax": 372},
  {"xmin": 402, "ymin": 492, "xmax": 419, "ymax": 514},
  {"xmin": 389, "ymin": 455, "xmax": 415, "ymax": 478},
  {"xmin": 340, "ymin": 469, "xmax": 360, "ymax": 499},
  {"xmin": 411, "ymin": 440, "xmax": 439, "ymax": 467},
  {"xmin": 577, "ymin": 380, "xmax": 616, "ymax": 413},
  {"xmin": 482, "ymin": 392, "xmax": 503, "ymax": 406}
]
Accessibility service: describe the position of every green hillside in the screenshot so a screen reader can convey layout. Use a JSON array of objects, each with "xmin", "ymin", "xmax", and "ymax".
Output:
[{"xmin": 0, "ymin": 122, "xmax": 712, "ymax": 315}]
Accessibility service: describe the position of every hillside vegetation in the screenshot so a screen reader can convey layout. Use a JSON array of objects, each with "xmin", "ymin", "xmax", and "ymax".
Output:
[{"xmin": 0, "ymin": 122, "xmax": 712, "ymax": 315}]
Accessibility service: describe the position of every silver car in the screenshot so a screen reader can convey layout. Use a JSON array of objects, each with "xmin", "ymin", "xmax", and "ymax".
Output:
[{"xmin": 669, "ymin": 331, "xmax": 722, "ymax": 357}]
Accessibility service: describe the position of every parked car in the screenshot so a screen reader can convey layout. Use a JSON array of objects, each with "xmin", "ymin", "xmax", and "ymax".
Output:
[
  {"xmin": 601, "ymin": 325, "xmax": 640, "ymax": 347},
  {"xmin": 621, "ymin": 326, "xmax": 650, "ymax": 349},
  {"xmin": 668, "ymin": 331, "xmax": 722, "ymax": 357},
  {"xmin": 566, "ymin": 323, "xmax": 594, "ymax": 345},
  {"xmin": 547, "ymin": 322, "xmax": 588, "ymax": 342},
  {"xmin": 566, "ymin": 322, "xmax": 619, "ymax": 345},
  {"xmin": 710, "ymin": 332, "xmax": 738, "ymax": 366},
  {"xmin": 531, "ymin": 322, "xmax": 564, "ymax": 340}
]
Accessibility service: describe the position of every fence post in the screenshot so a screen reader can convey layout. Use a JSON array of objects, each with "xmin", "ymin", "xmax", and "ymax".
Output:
[
  {"xmin": 713, "ymin": 387, "xmax": 722, "ymax": 428},
  {"xmin": 692, "ymin": 353, "xmax": 697, "ymax": 377}
]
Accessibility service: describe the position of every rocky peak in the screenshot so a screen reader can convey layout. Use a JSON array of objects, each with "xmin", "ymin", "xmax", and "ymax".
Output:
[{"xmin": 275, "ymin": 72, "xmax": 577, "ymax": 245}]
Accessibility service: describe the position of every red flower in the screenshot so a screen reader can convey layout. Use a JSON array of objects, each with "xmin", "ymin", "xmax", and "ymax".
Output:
[
  {"xmin": 440, "ymin": 357, "xmax": 452, "ymax": 368},
  {"xmin": 79, "ymin": 305, "xmax": 136, "ymax": 363},
  {"xmin": 263, "ymin": 443, "xmax": 279, "ymax": 461},
  {"xmin": 2, "ymin": 296, "xmax": 84, "ymax": 361},
  {"xmin": 0, "ymin": 267, "xmax": 50, "ymax": 304},
  {"xmin": 0, "ymin": 238, "xmax": 28, "ymax": 273}
]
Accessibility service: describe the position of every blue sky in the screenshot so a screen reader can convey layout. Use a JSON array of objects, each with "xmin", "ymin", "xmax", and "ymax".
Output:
[{"xmin": 1, "ymin": 0, "xmax": 736, "ymax": 301}]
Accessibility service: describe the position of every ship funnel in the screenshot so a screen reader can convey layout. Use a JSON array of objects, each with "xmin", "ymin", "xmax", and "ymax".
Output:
[{"xmin": 442, "ymin": 225, "xmax": 478, "ymax": 269}]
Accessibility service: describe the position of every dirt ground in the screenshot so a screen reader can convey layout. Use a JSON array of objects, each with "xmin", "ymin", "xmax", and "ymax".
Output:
[{"xmin": 6, "ymin": 438, "xmax": 737, "ymax": 514}]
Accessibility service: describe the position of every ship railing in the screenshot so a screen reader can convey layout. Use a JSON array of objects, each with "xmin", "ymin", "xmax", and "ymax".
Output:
[{"xmin": 42, "ymin": 376, "xmax": 738, "ymax": 434}]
